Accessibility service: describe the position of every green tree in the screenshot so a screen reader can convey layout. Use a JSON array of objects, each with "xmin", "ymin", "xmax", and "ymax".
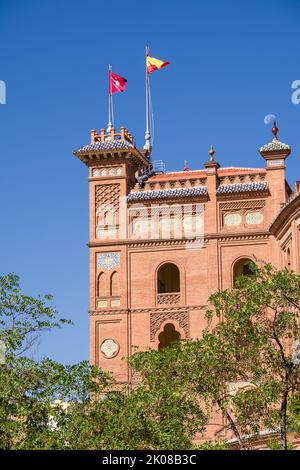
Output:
[
  {"xmin": 0, "ymin": 273, "xmax": 71, "ymax": 357},
  {"xmin": 0, "ymin": 272, "xmax": 205, "ymax": 450},
  {"xmin": 288, "ymin": 390, "xmax": 300, "ymax": 434},
  {"xmin": 61, "ymin": 346, "xmax": 207, "ymax": 450},
  {"xmin": 138, "ymin": 264, "xmax": 300, "ymax": 450},
  {"xmin": 200, "ymin": 263, "xmax": 300, "ymax": 450},
  {"xmin": 2, "ymin": 266, "xmax": 299, "ymax": 450},
  {"xmin": 0, "ymin": 355, "xmax": 111, "ymax": 449},
  {"xmin": 129, "ymin": 345, "xmax": 207, "ymax": 449},
  {"xmin": 0, "ymin": 273, "xmax": 109, "ymax": 449}
]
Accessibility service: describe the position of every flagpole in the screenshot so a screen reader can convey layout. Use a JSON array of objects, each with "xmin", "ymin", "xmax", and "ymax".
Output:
[
  {"xmin": 107, "ymin": 64, "xmax": 113, "ymax": 133},
  {"xmin": 144, "ymin": 46, "xmax": 151, "ymax": 152}
]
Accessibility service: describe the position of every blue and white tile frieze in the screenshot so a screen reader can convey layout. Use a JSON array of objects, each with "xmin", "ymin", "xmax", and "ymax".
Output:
[{"xmin": 97, "ymin": 252, "xmax": 120, "ymax": 270}]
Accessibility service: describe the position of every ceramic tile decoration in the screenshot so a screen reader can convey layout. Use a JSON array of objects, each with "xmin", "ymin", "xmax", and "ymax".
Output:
[
  {"xmin": 100, "ymin": 339, "xmax": 119, "ymax": 358},
  {"xmin": 97, "ymin": 252, "xmax": 120, "ymax": 270},
  {"xmin": 224, "ymin": 213, "xmax": 242, "ymax": 226},
  {"xmin": 246, "ymin": 212, "xmax": 264, "ymax": 225}
]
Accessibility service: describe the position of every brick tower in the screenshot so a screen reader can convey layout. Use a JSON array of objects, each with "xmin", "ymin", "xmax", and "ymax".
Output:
[
  {"xmin": 74, "ymin": 121, "xmax": 298, "ymax": 399},
  {"xmin": 74, "ymin": 127, "xmax": 149, "ymax": 384},
  {"xmin": 74, "ymin": 119, "xmax": 300, "ymax": 443}
]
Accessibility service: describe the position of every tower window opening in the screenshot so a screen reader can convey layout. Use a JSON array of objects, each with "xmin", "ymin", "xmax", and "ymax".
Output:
[
  {"xmin": 233, "ymin": 258, "xmax": 254, "ymax": 285},
  {"xmin": 287, "ymin": 248, "xmax": 291, "ymax": 271},
  {"xmin": 110, "ymin": 271, "xmax": 120, "ymax": 297},
  {"xmin": 158, "ymin": 323, "xmax": 181, "ymax": 351},
  {"xmin": 97, "ymin": 272, "xmax": 106, "ymax": 297},
  {"xmin": 157, "ymin": 263, "xmax": 180, "ymax": 293}
]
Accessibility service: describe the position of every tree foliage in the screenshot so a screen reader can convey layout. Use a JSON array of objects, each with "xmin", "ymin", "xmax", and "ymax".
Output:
[
  {"xmin": 193, "ymin": 263, "xmax": 300, "ymax": 449},
  {"xmin": 0, "ymin": 273, "xmax": 71, "ymax": 357},
  {"xmin": 1, "ymin": 265, "xmax": 300, "ymax": 450},
  {"xmin": 0, "ymin": 273, "xmax": 204, "ymax": 450}
]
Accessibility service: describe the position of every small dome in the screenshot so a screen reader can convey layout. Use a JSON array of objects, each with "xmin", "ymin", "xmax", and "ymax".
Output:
[{"xmin": 259, "ymin": 139, "xmax": 291, "ymax": 153}]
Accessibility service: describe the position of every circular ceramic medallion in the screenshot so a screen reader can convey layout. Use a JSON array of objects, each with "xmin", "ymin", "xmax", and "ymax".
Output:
[
  {"xmin": 100, "ymin": 339, "xmax": 119, "ymax": 358},
  {"xmin": 224, "ymin": 213, "xmax": 242, "ymax": 227},
  {"xmin": 246, "ymin": 212, "xmax": 263, "ymax": 225}
]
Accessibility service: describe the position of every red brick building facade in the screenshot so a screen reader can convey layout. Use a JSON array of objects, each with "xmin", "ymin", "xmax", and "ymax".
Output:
[{"xmin": 74, "ymin": 123, "xmax": 299, "ymax": 399}]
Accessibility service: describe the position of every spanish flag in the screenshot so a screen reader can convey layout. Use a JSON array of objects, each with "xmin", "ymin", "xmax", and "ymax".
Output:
[{"xmin": 146, "ymin": 53, "xmax": 170, "ymax": 74}]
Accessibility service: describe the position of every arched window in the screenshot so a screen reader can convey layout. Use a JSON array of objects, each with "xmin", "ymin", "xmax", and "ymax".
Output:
[
  {"xmin": 97, "ymin": 205, "xmax": 116, "ymax": 226},
  {"xmin": 97, "ymin": 272, "xmax": 106, "ymax": 297},
  {"xmin": 110, "ymin": 271, "xmax": 120, "ymax": 297},
  {"xmin": 287, "ymin": 248, "xmax": 291, "ymax": 271},
  {"xmin": 233, "ymin": 258, "xmax": 254, "ymax": 285},
  {"xmin": 157, "ymin": 263, "xmax": 180, "ymax": 293},
  {"xmin": 158, "ymin": 323, "xmax": 181, "ymax": 350}
]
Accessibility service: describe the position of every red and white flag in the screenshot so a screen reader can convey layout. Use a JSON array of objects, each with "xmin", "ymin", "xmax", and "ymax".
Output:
[{"xmin": 109, "ymin": 71, "xmax": 127, "ymax": 94}]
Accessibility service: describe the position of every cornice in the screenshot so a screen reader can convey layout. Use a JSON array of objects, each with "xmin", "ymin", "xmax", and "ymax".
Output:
[
  {"xmin": 214, "ymin": 231, "xmax": 270, "ymax": 242},
  {"xmin": 216, "ymin": 190, "xmax": 269, "ymax": 200},
  {"xmin": 89, "ymin": 304, "xmax": 207, "ymax": 316},
  {"xmin": 127, "ymin": 238, "xmax": 207, "ymax": 248},
  {"xmin": 75, "ymin": 149, "xmax": 148, "ymax": 169},
  {"xmin": 88, "ymin": 238, "xmax": 207, "ymax": 248},
  {"xmin": 127, "ymin": 195, "xmax": 209, "ymax": 205},
  {"xmin": 88, "ymin": 231, "xmax": 270, "ymax": 249}
]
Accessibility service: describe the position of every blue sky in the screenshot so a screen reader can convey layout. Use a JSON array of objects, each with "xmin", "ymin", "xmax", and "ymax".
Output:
[{"xmin": 0, "ymin": 0, "xmax": 299, "ymax": 364}]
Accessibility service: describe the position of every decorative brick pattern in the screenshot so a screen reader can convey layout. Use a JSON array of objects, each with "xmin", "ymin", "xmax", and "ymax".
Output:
[
  {"xmin": 89, "ymin": 304, "xmax": 207, "ymax": 316},
  {"xmin": 96, "ymin": 184, "xmax": 120, "ymax": 211},
  {"xmin": 157, "ymin": 293, "xmax": 181, "ymax": 305},
  {"xmin": 220, "ymin": 200, "xmax": 266, "ymax": 231},
  {"xmin": 219, "ymin": 200, "xmax": 266, "ymax": 211},
  {"xmin": 150, "ymin": 310, "xmax": 189, "ymax": 341}
]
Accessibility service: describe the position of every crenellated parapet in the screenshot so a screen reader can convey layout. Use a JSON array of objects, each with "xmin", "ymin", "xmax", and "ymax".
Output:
[{"xmin": 73, "ymin": 126, "xmax": 149, "ymax": 169}]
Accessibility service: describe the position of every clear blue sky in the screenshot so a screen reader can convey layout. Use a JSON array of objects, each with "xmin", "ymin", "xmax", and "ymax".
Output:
[{"xmin": 0, "ymin": 0, "xmax": 299, "ymax": 364}]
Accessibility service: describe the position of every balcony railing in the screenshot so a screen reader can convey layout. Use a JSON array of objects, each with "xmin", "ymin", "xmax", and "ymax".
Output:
[{"xmin": 156, "ymin": 293, "xmax": 181, "ymax": 306}]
